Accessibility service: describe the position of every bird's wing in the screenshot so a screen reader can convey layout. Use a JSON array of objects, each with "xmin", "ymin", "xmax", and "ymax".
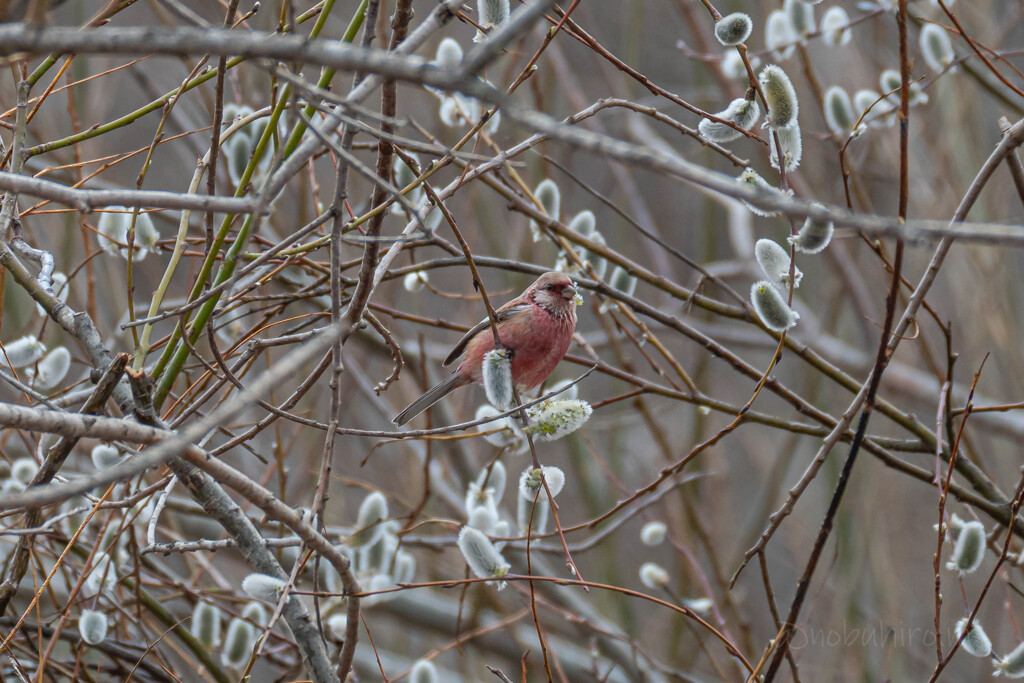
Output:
[{"xmin": 442, "ymin": 304, "xmax": 530, "ymax": 367}]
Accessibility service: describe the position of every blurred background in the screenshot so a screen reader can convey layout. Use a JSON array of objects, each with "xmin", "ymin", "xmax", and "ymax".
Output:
[{"xmin": 1, "ymin": 0, "xmax": 1023, "ymax": 680}]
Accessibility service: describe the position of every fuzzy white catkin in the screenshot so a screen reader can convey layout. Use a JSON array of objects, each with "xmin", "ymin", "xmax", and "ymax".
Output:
[
  {"xmin": 568, "ymin": 210, "xmax": 596, "ymax": 236},
  {"xmin": 765, "ymin": 10, "xmax": 796, "ymax": 60},
  {"xmin": 79, "ymin": 609, "xmax": 108, "ymax": 645},
  {"xmin": 698, "ymin": 98, "xmax": 761, "ymax": 143},
  {"xmin": 241, "ymin": 602, "xmax": 267, "ymax": 627},
  {"xmin": 751, "ymin": 281, "xmax": 800, "ymax": 332},
  {"xmin": 921, "ymin": 24, "xmax": 955, "ymax": 73},
  {"xmin": 760, "ymin": 65, "xmax": 799, "ymax": 128},
  {"xmin": 222, "ymin": 618, "xmax": 256, "ymax": 669},
  {"xmin": 434, "ymin": 37, "xmax": 463, "ymax": 69},
  {"xmin": 684, "ymin": 598, "xmax": 714, "ymax": 615},
  {"xmin": 191, "ymin": 602, "xmax": 221, "ymax": 648},
  {"xmin": 403, "ymin": 271, "xmax": 428, "ymax": 292},
  {"xmin": 531, "ymin": 179, "xmax": 561, "ymax": 241},
  {"xmin": 90, "ymin": 445, "xmax": 121, "ymax": 470},
  {"xmin": 720, "ymin": 50, "xmax": 760, "ymax": 79},
  {"xmin": 241, "ymin": 573, "xmax": 287, "ymax": 602},
  {"xmin": 955, "ymin": 618, "xmax": 992, "ymax": 658},
  {"xmin": 457, "ymin": 526, "xmax": 510, "ymax": 586},
  {"xmin": 475, "ymin": 461, "xmax": 507, "ymax": 505},
  {"xmin": 517, "ymin": 493, "xmax": 549, "ymax": 535},
  {"xmin": 640, "ymin": 521, "xmax": 667, "ymax": 546},
  {"xmin": 523, "ymin": 399, "xmax": 592, "ymax": 441},
  {"xmin": 410, "ymin": 660, "xmax": 439, "ymax": 683},
  {"xmin": 3, "ymin": 335, "xmax": 46, "ymax": 368},
  {"xmin": 519, "ymin": 466, "xmax": 566, "ymax": 500},
  {"xmin": 768, "ymin": 122, "xmax": 803, "ymax": 172},
  {"xmin": 96, "ymin": 207, "xmax": 130, "ymax": 258},
  {"xmin": 728, "ymin": 99, "xmax": 762, "ymax": 131},
  {"xmin": 946, "ymin": 512, "xmax": 967, "ymax": 541},
  {"xmin": 789, "ymin": 207, "xmax": 835, "ymax": 254},
  {"xmin": 714, "ymin": 13, "xmax": 753, "ymax": 46},
  {"xmin": 609, "ymin": 266, "xmax": 637, "ymax": 297},
  {"xmin": 996, "ymin": 641, "xmax": 1024, "ymax": 678},
  {"xmin": 482, "ymin": 348, "xmax": 514, "ymax": 410},
  {"xmin": 909, "ymin": 81, "xmax": 929, "ymax": 106},
  {"xmin": 221, "ymin": 103, "xmax": 250, "ymax": 126},
  {"xmin": 468, "ymin": 505, "xmax": 498, "ymax": 534},
  {"xmin": 359, "ymin": 530, "xmax": 399, "ymax": 576},
  {"xmin": 474, "ymin": 405, "xmax": 512, "ymax": 447},
  {"xmin": 421, "ymin": 209, "xmax": 443, "ymax": 233},
  {"xmin": 438, "ymin": 92, "xmax": 501, "ymax": 133},
  {"xmin": 393, "ymin": 154, "xmax": 420, "ymax": 186},
  {"xmin": 536, "ymin": 179, "xmax": 560, "ymax": 219},
  {"xmin": 84, "ymin": 552, "xmax": 117, "ymax": 596},
  {"xmin": 639, "ymin": 562, "xmax": 670, "ymax": 589},
  {"xmin": 492, "ymin": 518, "xmax": 511, "ymax": 538},
  {"xmin": 438, "ymin": 97, "xmax": 458, "ymax": 127},
  {"xmin": 824, "ymin": 86, "xmax": 855, "ymax": 135},
  {"xmin": 784, "ymin": 0, "xmax": 815, "ymax": 38},
  {"xmin": 946, "ymin": 520, "xmax": 986, "ymax": 573},
  {"xmin": 327, "ymin": 614, "xmax": 348, "ymax": 641},
  {"xmin": 879, "ymin": 69, "xmax": 902, "ymax": 95},
  {"xmin": 820, "ymin": 7, "xmax": 851, "ymax": 46},
  {"xmin": 391, "ymin": 154, "xmax": 424, "ymax": 216},
  {"xmin": 352, "ymin": 491, "xmax": 389, "ymax": 546},
  {"xmin": 755, "ymin": 239, "xmax": 803, "ymax": 289},
  {"xmin": 133, "ymin": 211, "xmax": 159, "ymax": 257},
  {"xmin": 479, "ymin": 90, "xmax": 502, "ymax": 133},
  {"xmin": 854, "ymin": 89, "xmax": 890, "ymax": 119},
  {"xmin": 553, "ymin": 252, "xmax": 570, "ymax": 274},
  {"xmin": 547, "ymin": 377, "xmax": 579, "ymax": 401},
  {"xmin": 477, "ymin": 0, "xmax": 510, "ymax": 29},
  {"xmin": 32, "ymin": 346, "xmax": 71, "ymax": 390},
  {"xmin": 362, "ymin": 573, "xmax": 396, "ymax": 607},
  {"xmin": 736, "ymin": 169, "xmax": 786, "ymax": 217},
  {"xmin": 393, "ymin": 549, "xmax": 417, "ymax": 584},
  {"xmin": 226, "ymin": 134, "xmax": 251, "ymax": 186},
  {"xmin": 582, "ymin": 231, "xmax": 609, "ymax": 279},
  {"xmin": 11, "ymin": 458, "xmax": 38, "ymax": 485}
]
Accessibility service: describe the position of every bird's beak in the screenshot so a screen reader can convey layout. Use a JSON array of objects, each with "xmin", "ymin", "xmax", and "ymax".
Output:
[{"xmin": 561, "ymin": 284, "xmax": 577, "ymax": 299}]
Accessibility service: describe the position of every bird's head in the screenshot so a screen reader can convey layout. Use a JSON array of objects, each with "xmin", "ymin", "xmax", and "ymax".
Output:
[{"xmin": 529, "ymin": 272, "xmax": 578, "ymax": 316}]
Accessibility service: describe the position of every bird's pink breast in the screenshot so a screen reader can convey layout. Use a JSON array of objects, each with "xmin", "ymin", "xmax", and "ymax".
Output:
[{"xmin": 458, "ymin": 302, "xmax": 576, "ymax": 390}]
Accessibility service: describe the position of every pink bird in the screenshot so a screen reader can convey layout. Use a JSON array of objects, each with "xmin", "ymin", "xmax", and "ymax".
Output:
[{"xmin": 392, "ymin": 272, "xmax": 579, "ymax": 425}]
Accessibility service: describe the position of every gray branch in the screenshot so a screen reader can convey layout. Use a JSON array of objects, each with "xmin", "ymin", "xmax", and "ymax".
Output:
[
  {"xmin": 0, "ymin": 171, "xmax": 267, "ymax": 214},
  {"xmin": 0, "ymin": 23, "xmax": 450, "ymax": 88},
  {"xmin": 0, "ymin": 319, "xmax": 351, "ymax": 511}
]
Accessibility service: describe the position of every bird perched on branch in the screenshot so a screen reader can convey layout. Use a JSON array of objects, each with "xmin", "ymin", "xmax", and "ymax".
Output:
[{"xmin": 392, "ymin": 272, "xmax": 579, "ymax": 426}]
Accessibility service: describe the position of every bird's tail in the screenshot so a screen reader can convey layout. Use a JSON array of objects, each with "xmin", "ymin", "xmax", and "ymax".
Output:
[{"xmin": 392, "ymin": 373, "xmax": 467, "ymax": 426}]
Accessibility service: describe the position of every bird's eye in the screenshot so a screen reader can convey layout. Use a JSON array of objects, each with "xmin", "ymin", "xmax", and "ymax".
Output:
[{"xmin": 545, "ymin": 284, "xmax": 555, "ymax": 291}]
